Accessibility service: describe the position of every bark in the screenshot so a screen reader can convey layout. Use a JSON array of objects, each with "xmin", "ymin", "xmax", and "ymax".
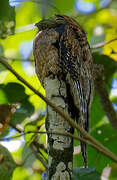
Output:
[
  {"xmin": 45, "ymin": 77, "xmax": 74, "ymax": 180},
  {"xmin": 95, "ymin": 77, "xmax": 117, "ymax": 130},
  {"xmin": 94, "ymin": 64, "xmax": 117, "ymax": 130}
]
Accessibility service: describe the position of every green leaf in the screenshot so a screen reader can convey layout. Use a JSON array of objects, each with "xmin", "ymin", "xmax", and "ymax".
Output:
[
  {"xmin": 72, "ymin": 167, "xmax": 101, "ymax": 180},
  {"xmin": 111, "ymin": 96, "xmax": 117, "ymax": 104},
  {"xmin": 93, "ymin": 53, "xmax": 117, "ymax": 87},
  {"xmin": 12, "ymin": 167, "xmax": 29, "ymax": 180},
  {"xmin": 0, "ymin": 128, "xmax": 10, "ymax": 138},
  {"xmin": 0, "ymin": 44, "xmax": 4, "ymax": 56},
  {"xmin": 0, "ymin": 0, "xmax": 15, "ymax": 38},
  {"xmin": 0, "ymin": 87, "xmax": 8, "ymax": 104},
  {"xmin": 110, "ymin": 1, "xmax": 117, "ymax": 9},
  {"xmin": 90, "ymin": 92, "xmax": 105, "ymax": 128},
  {"xmin": 22, "ymin": 145, "xmax": 36, "ymax": 168},
  {"xmin": 0, "ymin": 83, "xmax": 34, "ymax": 124},
  {"xmin": 38, "ymin": 0, "xmax": 75, "ymax": 18},
  {"xmin": 2, "ymin": 82, "xmax": 27, "ymax": 103},
  {"xmin": 109, "ymin": 164, "xmax": 117, "ymax": 179},
  {"xmin": 0, "ymin": 144, "xmax": 16, "ymax": 180},
  {"xmin": 11, "ymin": 97, "xmax": 34, "ymax": 125},
  {"xmin": 24, "ymin": 123, "xmax": 37, "ymax": 145},
  {"xmin": 88, "ymin": 124, "xmax": 117, "ymax": 171},
  {"xmin": 54, "ymin": 0, "xmax": 75, "ymax": 14},
  {"xmin": 84, "ymin": 0, "xmax": 100, "ymax": 5},
  {"xmin": 92, "ymin": 124, "xmax": 117, "ymax": 153},
  {"xmin": 0, "ymin": 59, "xmax": 6, "ymax": 72}
]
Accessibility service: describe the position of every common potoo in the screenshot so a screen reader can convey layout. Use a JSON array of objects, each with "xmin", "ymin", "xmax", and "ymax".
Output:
[{"xmin": 33, "ymin": 14, "xmax": 94, "ymax": 167}]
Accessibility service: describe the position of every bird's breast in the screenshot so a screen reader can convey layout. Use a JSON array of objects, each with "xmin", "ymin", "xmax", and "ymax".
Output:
[{"xmin": 33, "ymin": 29, "xmax": 60, "ymax": 86}]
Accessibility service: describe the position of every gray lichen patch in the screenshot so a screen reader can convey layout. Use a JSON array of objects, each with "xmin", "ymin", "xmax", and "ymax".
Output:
[{"xmin": 52, "ymin": 162, "xmax": 70, "ymax": 180}]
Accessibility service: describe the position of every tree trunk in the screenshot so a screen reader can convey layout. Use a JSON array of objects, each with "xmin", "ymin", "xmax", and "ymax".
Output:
[{"xmin": 45, "ymin": 77, "xmax": 74, "ymax": 180}]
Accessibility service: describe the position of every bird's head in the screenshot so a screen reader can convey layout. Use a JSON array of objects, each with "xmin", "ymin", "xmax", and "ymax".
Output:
[
  {"xmin": 35, "ymin": 14, "xmax": 85, "ymax": 34},
  {"xmin": 35, "ymin": 15, "xmax": 66, "ymax": 30},
  {"xmin": 35, "ymin": 14, "xmax": 82, "ymax": 30}
]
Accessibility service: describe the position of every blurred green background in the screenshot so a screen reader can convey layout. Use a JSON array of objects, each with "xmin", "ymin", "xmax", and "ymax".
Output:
[{"xmin": 0, "ymin": 0, "xmax": 117, "ymax": 179}]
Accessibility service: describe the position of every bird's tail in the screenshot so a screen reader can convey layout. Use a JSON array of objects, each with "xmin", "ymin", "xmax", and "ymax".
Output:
[
  {"xmin": 80, "ymin": 141, "xmax": 87, "ymax": 168},
  {"xmin": 79, "ymin": 113, "xmax": 89, "ymax": 168}
]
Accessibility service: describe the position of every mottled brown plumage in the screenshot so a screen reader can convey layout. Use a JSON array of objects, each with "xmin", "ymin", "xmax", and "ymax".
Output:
[{"xmin": 33, "ymin": 14, "xmax": 94, "ymax": 167}]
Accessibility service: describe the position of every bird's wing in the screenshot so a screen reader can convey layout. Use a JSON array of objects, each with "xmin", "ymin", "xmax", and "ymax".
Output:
[
  {"xmin": 58, "ymin": 25, "xmax": 93, "ymax": 167},
  {"xmin": 59, "ymin": 25, "xmax": 93, "ymax": 128}
]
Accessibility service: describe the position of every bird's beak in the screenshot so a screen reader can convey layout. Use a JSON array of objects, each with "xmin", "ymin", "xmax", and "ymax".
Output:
[
  {"xmin": 35, "ymin": 21, "xmax": 42, "ymax": 30},
  {"xmin": 35, "ymin": 22, "xmax": 39, "ymax": 27},
  {"xmin": 35, "ymin": 17, "xmax": 56, "ymax": 30},
  {"xmin": 35, "ymin": 19, "xmax": 49, "ymax": 30}
]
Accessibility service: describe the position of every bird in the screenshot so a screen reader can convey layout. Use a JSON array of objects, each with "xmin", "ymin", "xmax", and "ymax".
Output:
[{"xmin": 33, "ymin": 14, "xmax": 94, "ymax": 167}]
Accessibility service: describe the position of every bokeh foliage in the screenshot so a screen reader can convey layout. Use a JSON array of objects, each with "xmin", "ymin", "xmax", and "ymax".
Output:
[{"xmin": 0, "ymin": 0, "xmax": 117, "ymax": 179}]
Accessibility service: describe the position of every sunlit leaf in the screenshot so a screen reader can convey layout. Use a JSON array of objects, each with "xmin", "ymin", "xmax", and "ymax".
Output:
[
  {"xmin": 24, "ymin": 113, "xmax": 45, "ymax": 145},
  {"xmin": 111, "ymin": 97, "xmax": 117, "ymax": 105},
  {"xmin": 24, "ymin": 122, "xmax": 37, "ymax": 145},
  {"xmin": 0, "ymin": 87, "xmax": 8, "ymax": 104},
  {"xmin": 12, "ymin": 167, "xmax": 29, "ymax": 180}
]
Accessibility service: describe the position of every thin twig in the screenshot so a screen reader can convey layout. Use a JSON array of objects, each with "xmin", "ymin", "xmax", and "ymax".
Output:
[
  {"xmin": 91, "ymin": 37, "xmax": 117, "ymax": 49},
  {"xmin": 10, "ymin": 122, "xmax": 23, "ymax": 133},
  {"xmin": 4, "ymin": 56, "xmax": 34, "ymax": 62},
  {"xmin": 0, "ymin": 129, "xmax": 108, "ymax": 156},
  {"xmin": 0, "ymin": 56, "xmax": 117, "ymax": 163},
  {"xmin": 30, "ymin": 143, "xmax": 48, "ymax": 169},
  {"xmin": 0, "ymin": 130, "xmax": 85, "ymax": 142},
  {"xmin": 10, "ymin": 122, "xmax": 47, "ymax": 154},
  {"xmin": 0, "ymin": 129, "xmax": 116, "ymax": 162},
  {"xmin": 9, "ymin": 122, "xmax": 48, "ymax": 169}
]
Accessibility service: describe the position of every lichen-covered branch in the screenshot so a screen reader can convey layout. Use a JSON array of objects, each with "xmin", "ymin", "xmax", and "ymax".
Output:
[{"xmin": 45, "ymin": 78, "xmax": 73, "ymax": 179}]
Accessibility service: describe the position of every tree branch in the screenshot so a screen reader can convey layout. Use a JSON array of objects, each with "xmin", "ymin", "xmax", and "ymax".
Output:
[
  {"xmin": 94, "ymin": 65, "xmax": 117, "ymax": 130},
  {"xmin": 0, "ymin": 129, "xmax": 115, "ymax": 162},
  {"xmin": 91, "ymin": 37, "xmax": 117, "ymax": 49},
  {"xmin": 0, "ymin": 56, "xmax": 117, "ymax": 163},
  {"xmin": 4, "ymin": 56, "xmax": 34, "ymax": 62},
  {"xmin": 30, "ymin": 143, "xmax": 48, "ymax": 169}
]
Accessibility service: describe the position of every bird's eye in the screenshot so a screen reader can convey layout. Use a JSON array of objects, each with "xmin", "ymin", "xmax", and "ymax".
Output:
[{"xmin": 56, "ymin": 15, "xmax": 64, "ymax": 21}]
